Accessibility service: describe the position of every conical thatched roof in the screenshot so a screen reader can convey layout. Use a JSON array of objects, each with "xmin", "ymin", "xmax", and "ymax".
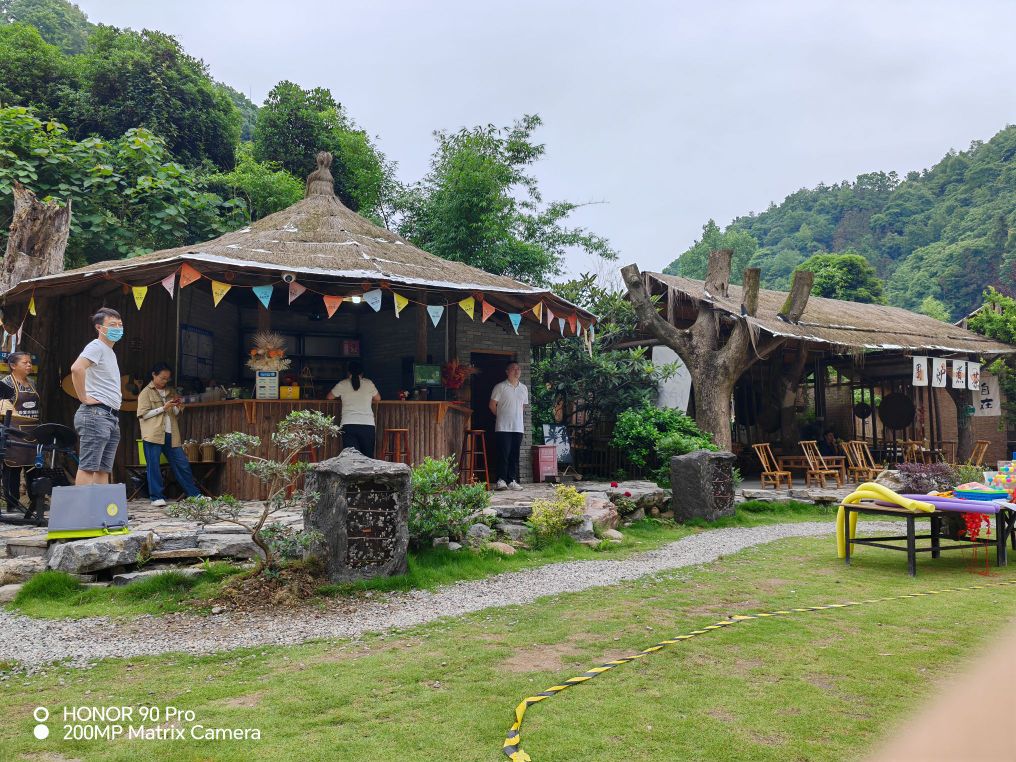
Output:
[{"xmin": 1, "ymin": 153, "xmax": 594, "ymax": 323}]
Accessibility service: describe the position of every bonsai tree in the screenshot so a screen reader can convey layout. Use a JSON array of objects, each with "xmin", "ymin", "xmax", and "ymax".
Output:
[{"xmin": 168, "ymin": 409, "xmax": 340, "ymax": 573}]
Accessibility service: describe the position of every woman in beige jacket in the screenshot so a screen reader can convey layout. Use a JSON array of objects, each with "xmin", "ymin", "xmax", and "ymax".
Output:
[{"xmin": 136, "ymin": 362, "xmax": 200, "ymax": 507}]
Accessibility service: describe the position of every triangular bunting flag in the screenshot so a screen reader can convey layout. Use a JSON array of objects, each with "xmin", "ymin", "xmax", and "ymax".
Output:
[
  {"xmin": 546, "ymin": 306, "xmax": 555, "ymax": 328},
  {"xmin": 210, "ymin": 280, "xmax": 231, "ymax": 307},
  {"xmin": 509, "ymin": 313, "xmax": 522, "ymax": 334},
  {"xmin": 427, "ymin": 305, "xmax": 445, "ymax": 327},
  {"xmin": 363, "ymin": 289, "xmax": 383, "ymax": 312},
  {"xmin": 323, "ymin": 295, "xmax": 342, "ymax": 318},
  {"xmin": 458, "ymin": 296, "xmax": 475, "ymax": 320},
  {"xmin": 179, "ymin": 263, "xmax": 202, "ymax": 288},
  {"xmin": 132, "ymin": 286, "xmax": 148, "ymax": 310},
  {"xmin": 481, "ymin": 301, "xmax": 496, "ymax": 322},
  {"xmin": 15, "ymin": 325, "xmax": 21, "ymax": 347},
  {"xmin": 252, "ymin": 285, "xmax": 273, "ymax": 309},
  {"xmin": 532, "ymin": 302, "xmax": 543, "ymax": 322},
  {"xmin": 394, "ymin": 292, "xmax": 409, "ymax": 318},
  {"xmin": 28, "ymin": 297, "xmax": 36, "ymax": 317},
  {"xmin": 558, "ymin": 317, "xmax": 565, "ymax": 336},
  {"xmin": 567, "ymin": 314, "xmax": 577, "ymax": 334},
  {"xmin": 161, "ymin": 272, "xmax": 176, "ymax": 298},
  {"xmin": 288, "ymin": 282, "xmax": 306, "ymax": 305}
]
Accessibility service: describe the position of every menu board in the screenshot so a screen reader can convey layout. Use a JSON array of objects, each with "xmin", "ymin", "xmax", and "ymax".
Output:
[{"xmin": 256, "ymin": 371, "xmax": 279, "ymax": 400}]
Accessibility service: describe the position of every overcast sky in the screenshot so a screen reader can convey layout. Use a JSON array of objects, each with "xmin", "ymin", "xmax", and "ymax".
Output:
[{"xmin": 74, "ymin": 0, "xmax": 1016, "ymax": 280}]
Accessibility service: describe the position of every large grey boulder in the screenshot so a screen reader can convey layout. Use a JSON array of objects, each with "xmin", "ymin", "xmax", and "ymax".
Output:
[
  {"xmin": 494, "ymin": 503, "xmax": 533, "ymax": 520},
  {"xmin": 583, "ymin": 492, "xmax": 619, "ymax": 530},
  {"xmin": 670, "ymin": 450, "xmax": 738, "ymax": 523},
  {"xmin": 305, "ymin": 448, "xmax": 410, "ymax": 583},
  {"xmin": 196, "ymin": 534, "xmax": 259, "ymax": 559},
  {"xmin": 47, "ymin": 532, "xmax": 149, "ymax": 574},
  {"xmin": 874, "ymin": 469, "xmax": 906, "ymax": 493}
]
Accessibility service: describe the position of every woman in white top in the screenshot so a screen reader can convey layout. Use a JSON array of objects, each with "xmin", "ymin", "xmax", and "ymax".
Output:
[{"xmin": 326, "ymin": 361, "xmax": 381, "ymax": 457}]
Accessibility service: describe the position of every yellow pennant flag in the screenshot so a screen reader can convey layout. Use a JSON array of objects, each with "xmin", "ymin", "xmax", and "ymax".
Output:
[
  {"xmin": 132, "ymin": 286, "xmax": 148, "ymax": 310},
  {"xmin": 458, "ymin": 296, "xmax": 475, "ymax": 320},
  {"xmin": 28, "ymin": 297, "xmax": 36, "ymax": 317},
  {"xmin": 210, "ymin": 280, "xmax": 231, "ymax": 307},
  {"xmin": 532, "ymin": 302, "xmax": 543, "ymax": 322},
  {"xmin": 393, "ymin": 292, "xmax": 409, "ymax": 318}
]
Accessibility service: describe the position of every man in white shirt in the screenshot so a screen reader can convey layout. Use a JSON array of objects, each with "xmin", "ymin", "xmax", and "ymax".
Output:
[
  {"xmin": 489, "ymin": 361, "xmax": 529, "ymax": 491},
  {"xmin": 70, "ymin": 308, "xmax": 124, "ymax": 485}
]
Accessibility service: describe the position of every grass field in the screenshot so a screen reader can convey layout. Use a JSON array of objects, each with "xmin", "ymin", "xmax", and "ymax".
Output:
[{"xmin": 3, "ymin": 522, "xmax": 1014, "ymax": 761}]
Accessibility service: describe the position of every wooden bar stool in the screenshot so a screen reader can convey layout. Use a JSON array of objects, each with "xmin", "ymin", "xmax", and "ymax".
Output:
[
  {"xmin": 459, "ymin": 429, "xmax": 490, "ymax": 487},
  {"xmin": 380, "ymin": 428, "xmax": 411, "ymax": 465}
]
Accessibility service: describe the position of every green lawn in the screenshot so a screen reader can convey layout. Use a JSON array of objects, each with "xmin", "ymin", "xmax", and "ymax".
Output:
[{"xmin": 2, "ymin": 526, "xmax": 1013, "ymax": 761}]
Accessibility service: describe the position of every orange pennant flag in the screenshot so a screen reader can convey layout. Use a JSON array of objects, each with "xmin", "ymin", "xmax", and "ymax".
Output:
[
  {"xmin": 567, "ymin": 314, "xmax": 578, "ymax": 334},
  {"xmin": 179, "ymin": 263, "xmax": 202, "ymax": 288},
  {"xmin": 323, "ymin": 295, "xmax": 342, "ymax": 318},
  {"xmin": 481, "ymin": 301, "xmax": 496, "ymax": 322}
]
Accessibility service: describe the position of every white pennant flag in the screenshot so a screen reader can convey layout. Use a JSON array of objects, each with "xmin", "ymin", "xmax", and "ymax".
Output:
[{"xmin": 426, "ymin": 305, "xmax": 445, "ymax": 327}]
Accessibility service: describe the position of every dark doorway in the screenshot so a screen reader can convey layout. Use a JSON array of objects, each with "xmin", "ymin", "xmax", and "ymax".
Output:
[{"xmin": 470, "ymin": 352, "xmax": 515, "ymax": 475}]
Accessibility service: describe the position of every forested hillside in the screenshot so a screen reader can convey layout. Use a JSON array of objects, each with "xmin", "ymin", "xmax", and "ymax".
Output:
[{"xmin": 666, "ymin": 126, "xmax": 1016, "ymax": 320}]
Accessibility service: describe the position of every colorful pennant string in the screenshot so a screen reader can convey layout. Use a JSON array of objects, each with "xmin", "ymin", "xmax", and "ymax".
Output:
[
  {"xmin": 179, "ymin": 263, "xmax": 202, "ymax": 288},
  {"xmin": 322, "ymin": 295, "xmax": 343, "ymax": 318},
  {"xmin": 427, "ymin": 305, "xmax": 445, "ymax": 327},
  {"xmin": 288, "ymin": 282, "xmax": 306, "ymax": 305},
  {"xmin": 210, "ymin": 280, "xmax": 231, "ymax": 307},
  {"xmin": 363, "ymin": 289, "xmax": 383, "ymax": 312},
  {"xmin": 509, "ymin": 313, "xmax": 522, "ymax": 334},
  {"xmin": 28, "ymin": 297, "xmax": 36, "ymax": 317},
  {"xmin": 394, "ymin": 292, "xmax": 409, "ymax": 318},
  {"xmin": 481, "ymin": 301, "xmax": 496, "ymax": 322},
  {"xmin": 458, "ymin": 296, "xmax": 475, "ymax": 320},
  {"xmin": 161, "ymin": 272, "xmax": 176, "ymax": 298},
  {"xmin": 132, "ymin": 286, "xmax": 148, "ymax": 310},
  {"xmin": 252, "ymin": 285, "xmax": 273, "ymax": 309},
  {"xmin": 533, "ymin": 302, "xmax": 543, "ymax": 322}
]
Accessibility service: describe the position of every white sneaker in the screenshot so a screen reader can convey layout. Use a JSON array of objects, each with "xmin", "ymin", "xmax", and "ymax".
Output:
[
  {"xmin": 495, "ymin": 480, "xmax": 508, "ymax": 491},
  {"xmin": 150, "ymin": 499, "xmax": 167, "ymax": 507},
  {"xmin": 508, "ymin": 481, "xmax": 523, "ymax": 491}
]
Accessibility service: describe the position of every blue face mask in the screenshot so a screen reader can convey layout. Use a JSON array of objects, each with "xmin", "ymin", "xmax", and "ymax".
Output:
[{"xmin": 104, "ymin": 327, "xmax": 124, "ymax": 342}]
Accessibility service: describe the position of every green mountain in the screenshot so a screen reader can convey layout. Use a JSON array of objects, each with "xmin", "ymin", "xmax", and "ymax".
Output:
[{"xmin": 665, "ymin": 126, "xmax": 1016, "ymax": 319}]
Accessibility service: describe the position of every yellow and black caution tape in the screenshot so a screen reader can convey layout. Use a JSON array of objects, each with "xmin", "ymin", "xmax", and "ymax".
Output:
[{"xmin": 502, "ymin": 578, "xmax": 1016, "ymax": 761}]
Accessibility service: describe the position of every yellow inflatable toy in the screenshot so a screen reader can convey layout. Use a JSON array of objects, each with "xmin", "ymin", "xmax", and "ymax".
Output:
[{"xmin": 836, "ymin": 482, "xmax": 935, "ymax": 558}]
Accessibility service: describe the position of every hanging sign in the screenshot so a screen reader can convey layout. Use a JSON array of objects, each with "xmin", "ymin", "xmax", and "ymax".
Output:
[
  {"xmin": 974, "ymin": 372, "xmax": 1001, "ymax": 417},
  {"xmin": 252, "ymin": 285, "xmax": 273, "ymax": 309},
  {"xmin": 161, "ymin": 272, "xmax": 176, "ymax": 298},
  {"xmin": 951, "ymin": 360, "xmax": 967, "ymax": 389},
  {"xmin": 322, "ymin": 294, "xmax": 342, "ymax": 318},
  {"xmin": 132, "ymin": 286, "xmax": 148, "ymax": 310},
  {"xmin": 509, "ymin": 313, "xmax": 522, "ymax": 334},
  {"xmin": 363, "ymin": 289, "xmax": 383, "ymax": 312},
  {"xmin": 288, "ymin": 282, "xmax": 306, "ymax": 305},
  {"xmin": 427, "ymin": 305, "xmax": 445, "ymax": 327},
  {"xmin": 931, "ymin": 358, "xmax": 948, "ymax": 387},
  {"xmin": 393, "ymin": 292, "xmax": 409, "ymax": 318},
  {"xmin": 210, "ymin": 280, "xmax": 231, "ymax": 307},
  {"xmin": 458, "ymin": 296, "xmax": 475, "ymax": 320},
  {"xmin": 179, "ymin": 263, "xmax": 202, "ymax": 288},
  {"xmin": 911, "ymin": 356, "xmax": 928, "ymax": 386},
  {"xmin": 967, "ymin": 362, "xmax": 981, "ymax": 391}
]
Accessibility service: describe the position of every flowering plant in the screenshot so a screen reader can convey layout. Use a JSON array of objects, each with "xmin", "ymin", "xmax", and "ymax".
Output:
[
  {"xmin": 441, "ymin": 359, "xmax": 479, "ymax": 390},
  {"xmin": 247, "ymin": 331, "xmax": 291, "ymax": 372}
]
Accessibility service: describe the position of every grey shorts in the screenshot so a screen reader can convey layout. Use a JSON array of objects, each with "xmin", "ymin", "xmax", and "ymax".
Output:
[{"xmin": 73, "ymin": 404, "xmax": 121, "ymax": 473}]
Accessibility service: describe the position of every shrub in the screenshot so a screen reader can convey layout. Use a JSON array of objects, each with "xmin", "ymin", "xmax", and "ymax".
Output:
[
  {"xmin": 409, "ymin": 456, "xmax": 492, "ymax": 542},
  {"xmin": 528, "ymin": 485, "xmax": 585, "ymax": 546},
  {"xmin": 612, "ymin": 403, "xmax": 717, "ymax": 486},
  {"xmin": 896, "ymin": 462, "xmax": 957, "ymax": 494},
  {"xmin": 954, "ymin": 463, "xmax": 987, "ymax": 486}
]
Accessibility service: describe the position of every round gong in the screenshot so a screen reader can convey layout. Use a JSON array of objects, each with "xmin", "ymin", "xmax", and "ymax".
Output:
[
  {"xmin": 878, "ymin": 393, "xmax": 916, "ymax": 430},
  {"xmin": 852, "ymin": 402, "xmax": 872, "ymax": 420}
]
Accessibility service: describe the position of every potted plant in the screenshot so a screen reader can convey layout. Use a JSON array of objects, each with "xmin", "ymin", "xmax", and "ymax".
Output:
[{"xmin": 441, "ymin": 359, "xmax": 479, "ymax": 401}]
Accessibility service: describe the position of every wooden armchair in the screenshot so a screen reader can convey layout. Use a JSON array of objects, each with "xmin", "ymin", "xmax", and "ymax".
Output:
[
  {"xmin": 846, "ymin": 440, "xmax": 881, "ymax": 481},
  {"xmin": 967, "ymin": 440, "xmax": 990, "ymax": 468},
  {"xmin": 800, "ymin": 440, "xmax": 844, "ymax": 488},
  {"xmin": 752, "ymin": 443, "xmax": 792, "ymax": 490}
]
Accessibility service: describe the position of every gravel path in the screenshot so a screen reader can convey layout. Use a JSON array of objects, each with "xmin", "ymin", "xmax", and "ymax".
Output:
[{"xmin": 0, "ymin": 521, "xmax": 895, "ymax": 669}]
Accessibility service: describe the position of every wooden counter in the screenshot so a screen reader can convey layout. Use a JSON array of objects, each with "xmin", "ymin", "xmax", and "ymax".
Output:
[{"xmin": 116, "ymin": 399, "xmax": 472, "ymax": 500}]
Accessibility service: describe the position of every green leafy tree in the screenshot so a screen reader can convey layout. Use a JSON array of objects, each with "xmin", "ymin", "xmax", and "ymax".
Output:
[
  {"xmin": 0, "ymin": 106, "xmax": 245, "ymax": 265},
  {"xmin": 918, "ymin": 295, "xmax": 951, "ymax": 322},
  {"xmin": 665, "ymin": 219, "xmax": 758, "ymax": 282},
  {"xmin": 967, "ymin": 288, "xmax": 1016, "ymax": 428},
  {"xmin": 793, "ymin": 252, "xmax": 885, "ymax": 303},
  {"xmin": 206, "ymin": 143, "xmax": 303, "ymax": 221},
  {"xmin": 0, "ymin": 23, "xmax": 77, "ymax": 116},
  {"xmin": 0, "ymin": 0, "xmax": 94, "ymax": 54},
  {"xmin": 215, "ymin": 82, "xmax": 258, "ymax": 142},
  {"xmin": 397, "ymin": 115, "xmax": 616, "ymax": 284}
]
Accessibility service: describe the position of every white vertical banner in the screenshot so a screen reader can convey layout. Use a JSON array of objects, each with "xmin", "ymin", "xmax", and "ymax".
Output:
[
  {"xmin": 912, "ymin": 356, "xmax": 928, "ymax": 386},
  {"xmin": 974, "ymin": 373, "xmax": 1001, "ymax": 417},
  {"xmin": 932, "ymin": 358, "xmax": 949, "ymax": 387},
  {"xmin": 951, "ymin": 360, "xmax": 967, "ymax": 389},
  {"xmin": 967, "ymin": 362, "xmax": 981, "ymax": 391}
]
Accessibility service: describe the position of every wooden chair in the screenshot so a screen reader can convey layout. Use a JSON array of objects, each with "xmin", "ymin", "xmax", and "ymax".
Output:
[
  {"xmin": 903, "ymin": 440, "xmax": 923, "ymax": 464},
  {"xmin": 967, "ymin": 440, "xmax": 990, "ymax": 468},
  {"xmin": 846, "ymin": 440, "xmax": 881, "ymax": 481},
  {"xmin": 940, "ymin": 440, "xmax": 957, "ymax": 465},
  {"xmin": 752, "ymin": 443, "xmax": 792, "ymax": 490},
  {"xmin": 800, "ymin": 440, "xmax": 844, "ymax": 488}
]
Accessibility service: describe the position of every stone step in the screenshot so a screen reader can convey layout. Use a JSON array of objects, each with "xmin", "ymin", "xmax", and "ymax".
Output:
[
  {"xmin": 5, "ymin": 537, "xmax": 48, "ymax": 558},
  {"xmin": 150, "ymin": 548, "xmax": 205, "ymax": 560}
]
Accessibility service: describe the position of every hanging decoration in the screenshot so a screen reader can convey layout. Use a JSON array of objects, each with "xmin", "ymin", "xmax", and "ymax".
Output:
[
  {"xmin": 558, "ymin": 317, "xmax": 565, "ymax": 336},
  {"xmin": 363, "ymin": 289, "xmax": 383, "ymax": 312},
  {"xmin": 427, "ymin": 305, "xmax": 445, "ymax": 327},
  {"xmin": 911, "ymin": 356, "xmax": 928, "ymax": 386},
  {"xmin": 545, "ymin": 306, "xmax": 555, "ymax": 329},
  {"xmin": 458, "ymin": 296, "xmax": 475, "ymax": 320},
  {"xmin": 567, "ymin": 314, "xmax": 578, "ymax": 334},
  {"xmin": 210, "ymin": 280, "xmax": 231, "ymax": 307},
  {"xmin": 288, "ymin": 282, "xmax": 306, "ymax": 305},
  {"xmin": 932, "ymin": 358, "xmax": 948, "ymax": 387},
  {"xmin": 481, "ymin": 301, "xmax": 496, "ymax": 322},
  {"xmin": 532, "ymin": 302, "xmax": 543, "ymax": 323},
  {"xmin": 252, "ymin": 285, "xmax": 273, "ymax": 309},
  {"xmin": 179, "ymin": 263, "xmax": 202, "ymax": 288},
  {"xmin": 394, "ymin": 292, "xmax": 409, "ymax": 318},
  {"xmin": 28, "ymin": 297, "xmax": 36, "ymax": 317},
  {"xmin": 132, "ymin": 286, "xmax": 148, "ymax": 311},
  {"xmin": 951, "ymin": 360, "xmax": 967, "ymax": 389},
  {"xmin": 509, "ymin": 313, "xmax": 522, "ymax": 334},
  {"xmin": 967, "ymin": 362, "xmax": 982, "ymax": 391},
  {"xmin": 161, "ymin": 272, "xmax": 176, "ymax": 298},
  {"xmin": 322, "ymin": 295, "xmax": 343, "ymax": 318}
]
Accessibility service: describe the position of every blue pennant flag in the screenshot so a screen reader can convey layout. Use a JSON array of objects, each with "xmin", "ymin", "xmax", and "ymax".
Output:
[
  {"xmin": 427, "ymin": 305, "xmax": 445, "ymax": 327},
  {"xmin": 509, "ymin": 313, "xmax": 522, "ymax": 334},
  {"xmin": 252, "ymin": 285, "xmax": 273, "ymax": 309}
]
